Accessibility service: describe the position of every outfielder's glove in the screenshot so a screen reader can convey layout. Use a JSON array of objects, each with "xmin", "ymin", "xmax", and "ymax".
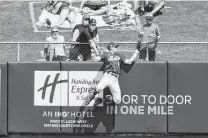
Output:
[{"xmin": 136, "ymin": 41, "xmax": 142, "ymax": 51}]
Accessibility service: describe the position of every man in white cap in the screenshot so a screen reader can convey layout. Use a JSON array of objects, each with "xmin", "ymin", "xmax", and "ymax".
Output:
[{"xmin": 138, "ymin": 13, "xmax": 160, "ymax": 61}]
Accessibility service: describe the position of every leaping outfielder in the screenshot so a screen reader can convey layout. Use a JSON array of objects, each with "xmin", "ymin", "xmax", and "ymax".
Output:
[{"xmin": 82, "ymin": 41, "xmax": 142, "ymax": 109}]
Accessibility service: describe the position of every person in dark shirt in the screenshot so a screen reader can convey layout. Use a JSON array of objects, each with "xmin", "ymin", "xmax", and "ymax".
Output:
[
  {"xmin": 82, "ymin": 41, "xmax": 141, "ymax": 109},
  {"xmin": 70, "ymin": 16, "xmax": 99, "ymax": 61}
]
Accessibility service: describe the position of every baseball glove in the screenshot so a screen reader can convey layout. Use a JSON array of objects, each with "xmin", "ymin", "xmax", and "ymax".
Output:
[{"xmin": 136, "ymin": 41, "xmax": 142, "ymax": 51}]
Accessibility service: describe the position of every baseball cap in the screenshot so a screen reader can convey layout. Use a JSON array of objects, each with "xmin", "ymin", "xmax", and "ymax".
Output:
[
  {"xmin": 89, "ymin": 19, "xmax": 97, "ymax": 26},
  {"xmin": 145, "ymin": 13, "xmax": 153, "ymax": 19},
  {"xmin": 83, "ymin": 15, "xmax": 90, "ymax": 20},
  {"xmin": 51, "ymin": 27, "xmax": 58, "ymax": 32},
  {"xmin": 107, "ymin": 42, "xmax": 120, "ymax": 50}
]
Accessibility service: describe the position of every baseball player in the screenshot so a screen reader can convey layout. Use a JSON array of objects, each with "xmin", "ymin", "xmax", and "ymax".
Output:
[
  {"xmin": 43, "ymin": 27, "xmax": 66, "ymax": 61},
  {"xmin": 82, "ymin": 41, "xmax": 141, "ymax": 108},
  {"xmin": 139, "ymin": 13, "xmax": 160, "ymax": 61}
]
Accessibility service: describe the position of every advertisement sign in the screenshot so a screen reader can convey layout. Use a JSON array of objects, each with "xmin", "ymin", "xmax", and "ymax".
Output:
[
  {"xmin": 34, "ymin": 70, "xmax": 103, "ymax": 130},
  {"xmin": 168, "ymin": 62, "xmax": 208, "ymax": 133},
  {"xmin": 8, "ymin": 63, "xmax": 61, "ymax": 133}
]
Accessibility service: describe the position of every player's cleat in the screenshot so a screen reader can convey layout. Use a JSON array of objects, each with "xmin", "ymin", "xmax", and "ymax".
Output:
[
  {"xmin": 92, "ymin": 97, "xmax": 103, "ymax": 111},
  {"xmin": 105, "ymin": 95, "xmax": 113, "ymax": 105},
  {"xmin": 83, "ymin": 93, "xmax": 95, "ymax": 106}
]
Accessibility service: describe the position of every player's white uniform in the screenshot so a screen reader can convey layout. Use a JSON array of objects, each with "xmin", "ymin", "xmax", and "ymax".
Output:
[
  {"xmin": 46, "ymin": 35, "xmax": 65, "ymax": 57},
  {"xmin": 95, "ymin": 52, "xmax": 126, "ymax": 104}
]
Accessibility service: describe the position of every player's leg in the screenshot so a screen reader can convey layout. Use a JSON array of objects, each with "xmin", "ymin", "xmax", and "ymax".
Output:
[
  {"xmin": 83, "ymin": 73, "xmax": 109, "ymax": 106},
  {"xmin": 90, "ymin": 73, "xmax": 112, "ymax": 109},
  {"xmin": 108, "ymin": 76, "xmax": 122, "ymax": 104}
]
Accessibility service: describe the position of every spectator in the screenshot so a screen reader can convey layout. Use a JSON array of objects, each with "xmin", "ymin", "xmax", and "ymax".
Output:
[
  {"xmin": 136, "ymin": 0, "xmax": 165, "ymax": 16},
  {"xmin": 79, "ymin": 0, "xmax": 110, "ymax": 16},
  {"xmin": 70, "ymin": 15, "xmax": 100, "ymax": 61},
  {"xmin": 138, "ymin": 13, "xmax": 160, "ymax": 61},
  {"xmin": 45, "ymin": 0, "xmax": 76, "ymax": 28},
  {"xmin": 43, "ymin": 27, "xmax": 66, "ymax": 61}
]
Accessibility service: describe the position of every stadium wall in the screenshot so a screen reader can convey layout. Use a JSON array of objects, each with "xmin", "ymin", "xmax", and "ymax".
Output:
[{"xmin": 0, "ymin": 62, "xmax": 207, "ymax": 137}]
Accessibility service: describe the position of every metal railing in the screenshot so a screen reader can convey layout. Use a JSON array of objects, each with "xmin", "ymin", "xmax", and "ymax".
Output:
[{"xmin": 0, "ymin": 42, "xmax": 208, "ymax": 63}]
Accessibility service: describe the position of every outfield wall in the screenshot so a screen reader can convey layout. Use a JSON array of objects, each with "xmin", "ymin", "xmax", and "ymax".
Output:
[{"xmin": 0, "ymin": 62, "xmax": 208, "ymax": 137}]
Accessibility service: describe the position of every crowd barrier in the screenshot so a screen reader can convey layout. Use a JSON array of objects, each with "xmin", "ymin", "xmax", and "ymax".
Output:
[
  {"xmin": 0, "ymin": 62, "xmax": 208, "ymax": 137},
  {"xmin": 1, "ymin": 42, "xmax": 208, "ymax": 63}
]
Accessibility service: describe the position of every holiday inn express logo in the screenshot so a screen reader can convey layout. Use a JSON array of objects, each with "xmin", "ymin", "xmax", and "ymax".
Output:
[
  {"xmin": 34, "ymin": 71, "xmax": 103, "ymax": 106},
  {"xmin": 37, "ymin": 73, "xmax": 68, "ymax": 103}
]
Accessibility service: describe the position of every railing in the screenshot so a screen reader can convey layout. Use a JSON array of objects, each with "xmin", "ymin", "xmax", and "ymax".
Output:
[{"xmin": 0, "ymin": 42, "xmax": 208, "ymax": 62}]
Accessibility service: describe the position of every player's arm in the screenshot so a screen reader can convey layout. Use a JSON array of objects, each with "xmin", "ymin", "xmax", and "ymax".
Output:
[
  {"xmin": 124, "ymin": 50, "xmax": 140, "ymax": 65},
  {"xmin": 93, "ymin": 51, "xmax": 106, "ymax": 62},
  {"xmin": 123, "ymin": 41, "xmax": 141, "ymax": 64}
]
